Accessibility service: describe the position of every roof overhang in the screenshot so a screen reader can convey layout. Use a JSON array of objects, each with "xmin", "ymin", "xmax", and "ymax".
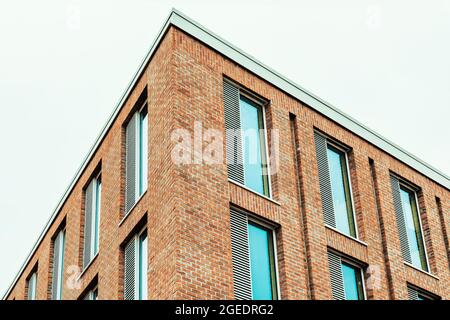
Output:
[{"xmin": 3, "ymin": 8, "xmax": 449, "ymax": 299}]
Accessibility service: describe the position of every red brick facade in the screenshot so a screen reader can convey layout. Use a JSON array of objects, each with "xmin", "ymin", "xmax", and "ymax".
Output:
[{"xmin": 5, "ymin": 25, "xmax": 449, "ymax": 300}]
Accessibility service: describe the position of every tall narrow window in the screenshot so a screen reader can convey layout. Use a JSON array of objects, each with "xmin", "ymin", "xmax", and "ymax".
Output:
[
  {"xmin": 315, "ymin": 132, "xmax": 356, "ymax": 237},
  {"xmin": 51, "ymin": 228, "xmax": 65, "ymax": 300},
  {"xmin": 124, "ymin": 228, "xmax": 148, "ymax": 300},
  {"xmin": 328, "ymin": 251, "xmax": 365, "ymax": 300},
  {"xmin": 229, "ymin": 208, "xmax": 278, "ymax": 300},
  {"xmin": 390, "ymin": 175, "xmax": 428, "ymax": 271},
  {"xmin": 125, "ymin": 103, "xmax": 148, "ymax": 214},
  {"xmin": 223, "ymin": 81, "xmax": 270, "ymax": 197},
  {"xmin": 83, "ymin": 173, "xmax": 101, "ymax": 269},
  {"xmin": 26, "ymin": 271, "xmax": 37, "ymax": 300}
]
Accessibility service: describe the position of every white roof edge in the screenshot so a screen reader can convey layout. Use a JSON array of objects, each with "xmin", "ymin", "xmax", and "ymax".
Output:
[{"xmin": 3, "ymin": 8, "xmax": 449, "ymax": 299}]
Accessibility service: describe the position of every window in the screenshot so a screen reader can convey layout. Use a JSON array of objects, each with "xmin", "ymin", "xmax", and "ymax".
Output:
[
  {"xmin": 314, "ymin": 132, "xmax": 356, "ymax": 237},
  {"xmin": 83, "ymin": 286, "xmax": 98, "ymax": 300},
  {"xmin": 328, "ymin": 251, "xmax": 365, "ymax": 300},
  {"xmin": 223, "ymin": 81, "xmax": 270, "ymax": 197},
  {"xmin": 51, "ymin": 228, "xmax": 65, "ymax": 300},
  {"xmin": 83, "ymin": 173, "xmax": 101, "ymax": 269},
  {"xmin": 390, "ymin": 175, "xmax": 428, "ymax": 271},
  {"xmin": 407, "ymin": 286, "xmax": 437, "ymax": 300},
  {"xmin": 26, "ymin": 271, "xmax": 37, "ymax": 300},
  {"xmin": 229, "ymin": 208, "xmax": 278, "ymax": 300},
  {"xmin": 125, "ymin": 104, "xmax": 148, "ymax": 214},
  {"xmin": 124, "ymin": 228, "xmax": 148, "ymax": 300}
]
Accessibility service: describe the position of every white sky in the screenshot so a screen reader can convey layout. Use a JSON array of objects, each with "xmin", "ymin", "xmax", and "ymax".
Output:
[{"xmin": 1, "ymin": 0, "xmax": 449, "ymax": 297}]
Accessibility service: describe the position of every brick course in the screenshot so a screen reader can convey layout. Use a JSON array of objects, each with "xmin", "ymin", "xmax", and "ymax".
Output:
[{"xmin": 5, "ymin": 25, "xmax": 449, "ymax": 300}]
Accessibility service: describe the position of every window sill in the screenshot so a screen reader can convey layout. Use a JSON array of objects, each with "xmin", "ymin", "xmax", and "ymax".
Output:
[
  {"xmin": 325, "ymin": 225, "xmax": 368, "ymax": 247},
  {"xmin": 77, "ymin": 252, "xmax": 99, "ymax": 281},
  {"xmin": 404, "ymin": 262, "xmax": 439, "ymax": 280},
  {"xmin": 228, "ymin": 179, "xmax": 280, "ymax": 206},
  {"xmin": 119, "ymin": 191, "xmax": 147, "ymax": 227}
]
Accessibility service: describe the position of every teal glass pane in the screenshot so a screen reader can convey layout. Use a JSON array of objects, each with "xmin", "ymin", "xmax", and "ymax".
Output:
[
  {"xmin": 327, "ymin": 146, "xmax": 354, "ymax": 236},
  {"xmin": 341, "ymin": 263, "xmax": 361, "ymax": 300},
  {"xmin": 240, "ymin": 97, "xmax": 267, "ymax": 195},
  {"xmin": 139, "ymin": 109, "xmax": 148, "ymax": 195},
  {"xmin": 139, "ymin": 111, "xmax": 148, "ymax": 195},
  {"xmin": 400, "ymin": 188, "xmax": 426, "ymax": 270},
  {"xmin": 138, "ymin": 232, "xmax": 148, "ymax": 300},
  {"xmin": 92, "ymin": 289, "xmax": 98, "ymax": 300},
  {"xmin": 248, "ymin": 223, "xmax": 274, "ymax": 300},
  {"xmin": 94, "ymin": 178, "xmax": 101, "ymax": 256}
]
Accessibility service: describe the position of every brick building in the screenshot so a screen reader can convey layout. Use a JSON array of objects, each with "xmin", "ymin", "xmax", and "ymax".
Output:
[{"xmin": 4, "ymin": 9, "xmax": 449, "ymax": 300}]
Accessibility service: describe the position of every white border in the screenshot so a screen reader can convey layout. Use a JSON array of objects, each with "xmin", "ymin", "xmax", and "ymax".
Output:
[{"xmin": 4, "ymin": 8, "xmax": 449, "ymax": 299}]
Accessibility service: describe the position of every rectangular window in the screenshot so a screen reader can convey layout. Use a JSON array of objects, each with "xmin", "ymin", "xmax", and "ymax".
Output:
[
  {"xmin": 407, "ymin": 286, "xmax": 437, "ymax": 300},
  {"xmin": 124, "ymin": 228, "xmax": 148, "ymax": 300},
  {"xmin": 83, "ymin": 286, "xmax": 98, "ymax": 300},
  {"xmin": 390, "ymin": 175, "xmax": 428, "ymax": 271},
  {"xmin": 51, "ymin": 228, "xmax": 65, "ymax": 300},
  {"xmin": 125, "ymin": 103, "xmax": 148, "ymax": 214},
  {"xmin": 328, "ymin": 251, "xmax": 365, "ymax": 300},
  {"xmin": 400, "ymin": 186, "xmax": 427, "ymax": 270},
  {"xmin": 229, "ymin": 208, "xmax": 278, "ymax": 300},
  {"xmin": 83, "ymin": 173, "xmax": 101, "ymax": 269},
  {"xmin": 26, "ymin": 271, "xmax": 37, "ymax": 300},
  {"xmin": 315, "ymin": 132, "xmax": 356, "ymax": 237},
  {"xmin": 223, "ymin": 81, "xmax": 270, "ymax": 197}
]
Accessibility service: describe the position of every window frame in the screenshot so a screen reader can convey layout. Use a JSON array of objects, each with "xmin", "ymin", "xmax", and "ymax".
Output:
[
  {"xmin": 26, "ymin": 269, "xmax": 38, "ymax": 300},
  {"xmin": 124, "ymin": 100, "xmax": 148, "ymax": 216},
  {"xmin": 238, "ymin": 91, "xmax": 272, "ymax": 198},
  {"xmin": 224, "ymin": 79, "xmax": 273, "ymax": 199},
  {"xmin": 83, "ymin": 285, "xmax": 98, "ymax": 300},
  {"xmin": 398, "ymin": 181, "xmax": 430, "ymax": 272},
  {"xmin": 138, "ymin": 104, "xmax": 148, "ymax": 197},
  {"xmin": 137, "ymin": 228, "xmax": 148, "ymax": 300},
  {"xmin": 339, "ymin": 258, "xmax": 366, "ymax": 300},
  {"xmin": 125, "ymin": 226, "xmax": 148, "ymax": 300},
  {"xmin": 246, "ymin": 215, "xmax": 280, "ymax": 300},
  {"xmin": 52, "ymin": 228, "xmax": 66, "ymax": 300},
  {"xmin": 324, "ymin": 138, "xmax": 359, "ymax": 239},
  {"xmin": 408, "ymin": 284, "xmax": 438, "ymax": 300},
  {"xmin": 83, "ymin": 171, "xmax": 102, "ymax": 268}
]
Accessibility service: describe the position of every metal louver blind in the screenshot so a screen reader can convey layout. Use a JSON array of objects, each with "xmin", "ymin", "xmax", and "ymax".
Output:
[
  {"xmin": 230, "ymin": 208, "xmax": 252, "ymax": 300},
  {"xmin": 314, "ymin": 132, "xmax": 336, "ymax": 228},
  {"xmin": 124, "ymin": 236, "xmax": 136, "ymax": 300},
  {"xmin": 83, "ymin": 180, "xmax": 94, "ymax": 268},
  {"xmin": 328, "ymin": 251, "xmax": 345, "ymax": 300},
  {"xmin": 125, "ymin": 115, "xmax": 138, "ymax": 214},
  {"xmin": 407, "ymin": 287, "xmax": 419, "ymax": 300},
  {"xmin": 223, "ymin": 81, "xmax": 244, "ymax": 185},
  {"xmin": 390, "ymin": 175, "xmax": 412, "ymax": 264}
]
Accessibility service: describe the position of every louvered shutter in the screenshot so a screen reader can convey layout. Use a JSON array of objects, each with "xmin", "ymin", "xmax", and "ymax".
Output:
[
  {"xmin": 390, "ymin": 175, "xmax": 412, "ymax": 264},
  {"xmin": 125, "ymin": 115, "xmax": 138, "ymax": 213},
  {"xmin": 83, "ymin": 180, "xmax": 94, "ymax": 268},
  {"xmin": 230, "ymin": 208, "xmax": 252, "ymax": 300},
  {"xmin": 314, "ymin": 132, "xmax": 336, "ymax": 228},
  {"xmin": 328, "ymin": 251, "xmax": 345, "ymax": 300},
  {"xmin": 124, "ymin": 236, "xmax": 137, "ymax": 300},
  {"xmin": 407, "ymin": 287, "xmax": 419, "ymax": 300},
  {"xmin": 223, "ymin": 81, "xmax": 245, "ymax": 185}
]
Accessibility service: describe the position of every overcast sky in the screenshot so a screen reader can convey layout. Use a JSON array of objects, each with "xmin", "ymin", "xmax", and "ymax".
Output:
[{"xmin": 1, "ymin": 0, "xmax": 449, "ymax": 297}]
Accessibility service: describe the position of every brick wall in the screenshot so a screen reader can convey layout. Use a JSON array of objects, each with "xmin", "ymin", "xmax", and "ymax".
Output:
[{"xmin": 5, "ymin": 26, "xmax": 449, "ymax": 300}]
